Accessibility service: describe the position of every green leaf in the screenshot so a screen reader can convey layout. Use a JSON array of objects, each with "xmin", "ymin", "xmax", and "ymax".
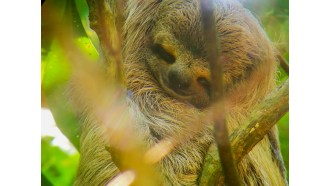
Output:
[{"xmin": 41, "ymin": 136, "xmax": 80, "ymax": 186}]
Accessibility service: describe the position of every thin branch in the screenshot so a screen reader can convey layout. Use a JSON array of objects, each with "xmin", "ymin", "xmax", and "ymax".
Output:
[
  {"xmin": 200, "ymin": 0, "xmax": 241, "ymax": 186},
  {"xmin": 199, "ymin": 79, "xmax": 289, "ymax": 185},
  {"xmin": 277, "ymin": 54, "xmax": 289, "ymax": 75}
]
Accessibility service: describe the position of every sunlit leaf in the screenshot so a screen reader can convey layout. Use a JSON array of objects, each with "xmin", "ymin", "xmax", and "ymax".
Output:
[{"xmin": 41, "ymin": 136, "xmax": 79, "ymax": 186}]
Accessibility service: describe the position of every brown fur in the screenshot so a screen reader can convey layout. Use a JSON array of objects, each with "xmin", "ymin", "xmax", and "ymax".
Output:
[{"xmin": 73, "ymin": 0, "xmax": 287, "ymax": 185}]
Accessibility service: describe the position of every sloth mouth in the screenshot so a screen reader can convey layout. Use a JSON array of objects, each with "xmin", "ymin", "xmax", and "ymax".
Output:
[
  {"xmin": 158, "ymin": 75, "xmax": 210, "ymax": 109},
  {"xmin": 158, "ymin": 76, "xmax": 194, "ymax": 101}
]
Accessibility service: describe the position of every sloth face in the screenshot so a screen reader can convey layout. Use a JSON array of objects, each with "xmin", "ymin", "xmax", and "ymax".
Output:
[
  {"xmin": 144, "ymin": 0, "xmax": 262, "ymax": 109},
  {"xmin": 144, "ymin": 1, "xmax": 212, "ymax": 109},
  {"xmin": 146, "ymin": 33, "xmax": 211, "ymax": 109}
]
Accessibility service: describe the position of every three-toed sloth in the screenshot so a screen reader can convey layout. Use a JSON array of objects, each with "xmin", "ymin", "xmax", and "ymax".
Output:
[{"xmin": 73, "ymin": 0, "xmax": 287, "ymax": 185}]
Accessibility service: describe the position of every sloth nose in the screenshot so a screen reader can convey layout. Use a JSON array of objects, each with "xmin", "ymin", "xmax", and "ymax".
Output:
[
  {"xmin": 168, "ymin": 69, "xmax": 190, "ymax": 91},
  {"xmin": 168, "ymin": 67, "xmax": 211, "ymax": 94}
]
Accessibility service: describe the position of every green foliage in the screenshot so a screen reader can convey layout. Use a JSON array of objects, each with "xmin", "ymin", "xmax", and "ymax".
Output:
[
  {"xmin": 246, "ymin": 0, "xmax": 289, "ymax": 54},
  {"xmin": 42, "ymin": 41, "xmax": 71, "ymax": 94},
  {"xmin": 41, "ymin": 136, "xmax": 79, "ymax": 186},
  {"xmin": 75, "ymin": 37, "xmax": 99, "ymax": 61},
  {"xmin": 278, "ymin": 112, "xmax": 289, "ymax": 178},
  {"xmin": 42, "ymin": 37, "xmax": 98, "ymax": 149},
  {"xmin": 74, "ymin": 0, "xmax": 100, "ymax": 48},
  {"xmin": 41, "ymin": 24, "xmax": 99, "ymax": 185},
  {"xmin": 41, "ymin": 1, "xmax": 98, "ymax": 185},
  {"xmin": 247, "ymin": 0, "xmax": 289, "ymax": 176},
  {"xmin": 41, "ymin": 37, "xmax": 98, "ymax": 94}
]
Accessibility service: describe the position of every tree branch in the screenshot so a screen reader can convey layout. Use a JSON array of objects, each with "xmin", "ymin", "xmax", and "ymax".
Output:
[
  {"xmin": 199, "ymin": 79, "xmax": 289, "ymax": 185},
  {"xmin": 86, "ymin": 0, "xmax": 124, "ymax": 82},
  {"xmin": 231, "ymin": 79, "xmax": 289, "ymax": 162},
  {"xmin": 277, "ymin": 54, "xmax": 289, "ymax": 75}
]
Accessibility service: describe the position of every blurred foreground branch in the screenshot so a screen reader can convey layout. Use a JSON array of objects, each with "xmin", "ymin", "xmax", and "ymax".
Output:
[
  {"xmin": 200, "ymin": 0, "xmax": 241, "ymax": 185},
  {"xmin": 42, "ymin": 1, "xmax": 161, "ymax": 185}
]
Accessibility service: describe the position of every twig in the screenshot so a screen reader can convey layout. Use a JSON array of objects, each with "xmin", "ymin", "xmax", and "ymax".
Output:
[
  {"xmin": 277, "ymin": 54, "xmax": 289, "ymax": 75},
  {"xmin": 200, "ymin": 0, "xmax": 241, "ymax": 185}
]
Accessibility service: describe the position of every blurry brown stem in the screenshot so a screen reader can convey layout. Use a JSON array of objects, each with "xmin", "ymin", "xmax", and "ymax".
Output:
[
  {"xmin": 87, "ymin": 1, "xmax": 163, "ymax": 185},
  {"xmin": 277, "ymin": 54, "xmax": 289, "ymax": 75},
  {"xmin": 200, "ymin": 0, "xmax": 241, "ymax": 186}
]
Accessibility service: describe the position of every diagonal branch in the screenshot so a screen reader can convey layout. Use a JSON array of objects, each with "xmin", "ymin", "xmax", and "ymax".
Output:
[
  {"xmin": 199, "ymin": 79, "xmax": 289, "ymax": 185},
  {"xmin": 231, "ymin": 79, "xmax": 289, "ymax": 162}
]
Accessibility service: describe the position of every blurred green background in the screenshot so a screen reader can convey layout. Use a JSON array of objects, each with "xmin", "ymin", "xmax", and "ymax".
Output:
[
  {"xmin": 246, "ymin": 0, "xmax": 289, "ymax": 178},
  {"xmin": 41, "ymin": 0, "xmax": 289, "ymax": 185}
]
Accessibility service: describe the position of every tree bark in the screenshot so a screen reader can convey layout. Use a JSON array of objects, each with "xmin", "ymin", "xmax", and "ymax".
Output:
[{"xmin": 86, "ymin": 0, "xmax": 125, "ymax": 83}]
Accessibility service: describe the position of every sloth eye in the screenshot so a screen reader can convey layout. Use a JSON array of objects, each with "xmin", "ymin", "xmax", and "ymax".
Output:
[{"xmin": 151, "ymin": 44, "xmax": 176, "ymax": 64}]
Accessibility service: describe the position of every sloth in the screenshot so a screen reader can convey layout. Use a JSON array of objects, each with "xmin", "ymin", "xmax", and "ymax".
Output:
[{"xmin": 73, "ymin": 0, "xmax": 287, "ymax": 185}]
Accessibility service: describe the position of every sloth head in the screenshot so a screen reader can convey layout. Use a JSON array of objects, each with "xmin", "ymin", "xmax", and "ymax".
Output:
[
  {"xmin": 143, "ymin": 1, "xmax": 212, "ymax": 109},
  {"xmin": 124, "ymin": 0, "xmax": 272, "ymax": 110},
  {"xmin": 146, "ymin": 24, "xmax": 211, "ymax": 108}
]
